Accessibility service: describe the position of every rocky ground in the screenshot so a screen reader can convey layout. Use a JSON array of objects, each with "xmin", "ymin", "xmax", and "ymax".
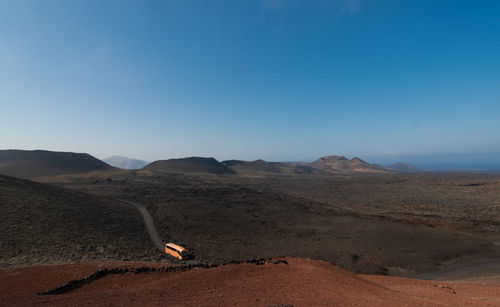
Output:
[
  {"xmin": 0, "ymin": 175, "xmax": 165, "ymax": 268},
  {"xmin": 38, "ymin": 170, "xmax": 500, "ymax": 276}
]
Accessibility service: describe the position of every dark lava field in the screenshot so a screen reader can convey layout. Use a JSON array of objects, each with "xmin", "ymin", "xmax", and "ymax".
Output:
[{"xmin": 36, "ymin": 170, "xmax": 500, "ymax": 276}]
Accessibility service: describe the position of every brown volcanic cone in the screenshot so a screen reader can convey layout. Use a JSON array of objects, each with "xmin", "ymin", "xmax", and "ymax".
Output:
[{"xmin": 312, "ymin": 155, "xmax": 388, "ymax": 173}]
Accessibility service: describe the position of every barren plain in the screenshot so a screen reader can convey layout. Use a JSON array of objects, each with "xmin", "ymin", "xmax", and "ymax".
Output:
[{"xmin": 37, "ymin": 169, "xmax": 500, "ymax": 276}]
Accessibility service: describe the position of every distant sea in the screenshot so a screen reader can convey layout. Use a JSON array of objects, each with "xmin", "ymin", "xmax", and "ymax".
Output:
[{"xmin": 365, "ymin": 153, "xmax": 500, "ymax": 172}]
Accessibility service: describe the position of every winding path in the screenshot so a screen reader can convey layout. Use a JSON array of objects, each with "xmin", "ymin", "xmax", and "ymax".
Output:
[
  {"xmin": 415, "ymin": 259, "xmax": 500, "ymax": 281},
  {"xmin": 115, "ymin": 199, "xmax": 500, "ymax": 280},
  {"xmin": 115, "ymin": 199, "xmax": 164, "ymax": 252}
]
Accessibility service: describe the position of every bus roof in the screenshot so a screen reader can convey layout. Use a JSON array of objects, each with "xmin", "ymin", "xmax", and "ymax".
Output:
[{"xmin": 165, "ymin": 242, "xmax": 187, "ymax": 252}]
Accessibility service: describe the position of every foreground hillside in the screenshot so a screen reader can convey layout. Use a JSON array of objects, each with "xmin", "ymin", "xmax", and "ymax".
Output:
[
  {"xmin": 0, "ymin": 149, "xmax": 113, "ymax": 179},
  {"xmin": 0, "ymin": 175, "xmax": 162, "ymax": 267},
  {"xmin": 1, "ymin": 257, "xmax": 499, "ymax": 306}
]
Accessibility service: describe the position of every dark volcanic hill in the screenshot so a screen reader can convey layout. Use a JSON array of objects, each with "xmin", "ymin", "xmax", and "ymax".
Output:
[
  {"xmin": 222, "ymin": 159, "xmax": 317, "ymax": 175},
  {"xmin": 311, "ymin": 155, "xmax": 388, "ymax": 173},
  {"xmin": 0, "ymin": 174, "xmax": 159, "ymax": 267},
  {"xmin": 143, "ymin": 157, "xmax": 235, "ymax": 174},
  {"xmin": 103, "ymin": 155, "xmax": 148, "ymax": 170},
  {"xmin": 222, "ymin": 159, "xmax": 282, "ymax": 173},
  {"xmin": 390, "ymin": 162, "xmax": 420, "ymax": 173},
  {"xmin": 0, "ymin": 149, "xmax": 113, "ymax": 179}
]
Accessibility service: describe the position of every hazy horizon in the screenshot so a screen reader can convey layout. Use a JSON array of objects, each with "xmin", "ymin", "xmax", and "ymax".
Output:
[
  {"xmin": 1, "ymin": 1, "xmax": 499, "ymax": 169},
  {"xmin": 105, "ymin": 151, "xmax": 500, "ymax": 171},
  {"xmin": 2, "ymin": 147, "xmax": 500, "ymax": 171}
]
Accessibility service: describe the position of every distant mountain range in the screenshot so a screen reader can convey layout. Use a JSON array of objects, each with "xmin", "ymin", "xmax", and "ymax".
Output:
[
  {"xmin": 0, "ymin": 149, "xmax": 113, "ymax": 179},
  {"xmin": 102, "ymin": 156, "xmax": 148, "ymax": 170},
  {"xmin": 0, "ymin": 149, "xmax": 425, "ymax": 178},
  {"xmin": 144, "ymin": 155, "xmax": 389, "ymax": 175}
]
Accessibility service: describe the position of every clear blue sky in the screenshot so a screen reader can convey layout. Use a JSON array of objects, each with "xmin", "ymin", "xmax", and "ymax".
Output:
[{"xmin": 1, "ymin": 0, "xmax": 499, "ymax": 169}]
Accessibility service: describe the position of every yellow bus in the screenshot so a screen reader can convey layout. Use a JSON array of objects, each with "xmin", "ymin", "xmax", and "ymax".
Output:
[{"xmin": 165, "ymin": 243, "xmax": 189, "ymax": 260}]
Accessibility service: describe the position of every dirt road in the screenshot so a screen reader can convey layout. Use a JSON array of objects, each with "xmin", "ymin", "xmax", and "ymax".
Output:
[
  {"xmin": 115, "ymin": 199, "xmax": 164, "ymax": 252},
  {"xmin": 115, "ymin": 199, "xmax": 500, "ymax": 283},
  {"xmin": 415, "ymin": 259, "xmax": 500, "ymax": 282}
]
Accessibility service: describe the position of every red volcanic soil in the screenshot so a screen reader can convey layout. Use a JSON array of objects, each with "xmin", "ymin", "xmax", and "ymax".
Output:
[{"xmin": 1, "ymin": 258, "xmax": 499, "ymax": 306}]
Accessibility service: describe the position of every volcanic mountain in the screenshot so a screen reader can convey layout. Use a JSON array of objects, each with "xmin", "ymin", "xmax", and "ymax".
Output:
[
  {"xmin": 102, "ymin": 155, "xmax": 148, "ymax": 170},
  {"xmin": 222, "ymin": 159, "xmax": 282, "ymax": 173},
  {"xmin": 0, "ymin": 149, "xmax": 113, "ymax": 179},
  {"xmin": 143, "ymin": 157, "xmax": 235, "ymax": 174},
  {"xmin": 311, "ymin": 155, "xmax": 388, "ymax": 173},
  {"xmin": 222, "ymin": 159, "xmax": 317, "ymax": 175}
]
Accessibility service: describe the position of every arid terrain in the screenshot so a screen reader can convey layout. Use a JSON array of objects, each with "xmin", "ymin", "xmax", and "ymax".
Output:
[
  {"xmin": 1, "ymin": 257, "xmax": 500, "ymax": 306},
  {"xmin": 3, "ymin": 0, "xmax": 500, "ymax": 304},
  {"xmin": 1, "ymin": 150, "xmax": 500, "ymax": 305},
  {"xmin": 37, "ymin": 168, "xmax": 500, "ymax": 276},
  {"xmin": 0, "ymin": 174, "xmax": 164, "ymax": 268}
]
